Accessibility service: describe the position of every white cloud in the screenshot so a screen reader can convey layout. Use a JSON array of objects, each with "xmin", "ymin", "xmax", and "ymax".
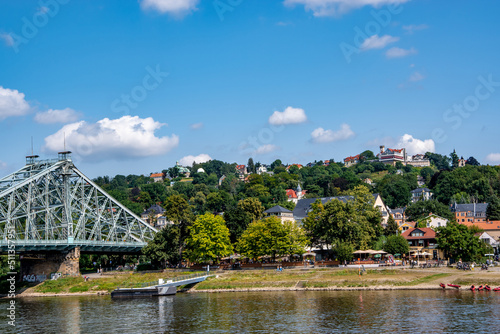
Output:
[
  {"xmin": 44, "ymin": 116, "xmax": 179, "ymax": 161},
  {"xmin": 311, "ymin": 124, "xmax": 355, "ymax": 143},
  {"xmin": 268, "ymin": 106, "xmax": 307, "ymax": 125},
  {"xmin": 284, "ymin": 0, "xmax": 409, "ymax": 17},
  {"xmin": 403, "ymin": 24, "xmax": 428, "ymax": 34},
  {"xmin": 140, "ymin": 0, "xmax": 199, "ymax": 15},
  {"xmin": 0, "ymin": 160, "xmax": 7, "ymax": 170},
  {"xmin": 409, "ymin": 71, "xmax": 425, "ymax": 82},
  {"xmin": 254, "ymin": 144, "xmax": 279, "ymax": 155},
  {"xmin": 486, "ymin": 153, "xmax": 500, "ymax": 164},
  {"xmin": 386, "ymin": 47, "xmax": 417, "ymax": 58},
  {"xmin": 179, "ymin": 153, "xmax": 212, "ymax": 166},
  {"xmin": 0, "ymin": 33, "xmax": 14, "ymax": 47},
  {"xmin": 0, "ymin": 86, "xmax": 31, "ymax": 120},
  {"xmin": 190, "ymin": 122, "xmax": 203, "ymax": 130},
  {"xmin": 396, "ymin": 134, "xmax": 434, "ymax": 155},
  {"xmin": 34, "ymin": 108, "xmax": 81, "ymax": 124},
  {"xmin": 361, "ymin": 35, "xmax": 399, "ymax": 51}
]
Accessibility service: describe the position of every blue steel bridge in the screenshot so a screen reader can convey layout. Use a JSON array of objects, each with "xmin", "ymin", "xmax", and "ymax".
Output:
[{"xmin": 0, "ymin": 152, "xmax": 157, "ymax": 254}]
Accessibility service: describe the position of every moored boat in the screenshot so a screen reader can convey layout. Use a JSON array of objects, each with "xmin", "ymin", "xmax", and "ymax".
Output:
[
  {"xmin": 447, "ymin": 284, "xmax": 460, "ymax": 289},
  {"xmin": 440, "ymin": 283, "xmax": 446, "ymax": 289},
  {"xmin": 470, "ymin": 285, "xmax": 475, "ymax": 291}
]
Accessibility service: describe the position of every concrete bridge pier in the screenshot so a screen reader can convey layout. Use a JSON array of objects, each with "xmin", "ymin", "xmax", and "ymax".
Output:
[{"xmin": 20, "ymin": 247, "xmax": 81, "ymax": 280}]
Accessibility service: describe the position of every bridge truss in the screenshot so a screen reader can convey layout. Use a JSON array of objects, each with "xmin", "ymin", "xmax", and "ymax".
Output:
[{"xmin": 0, "ymin": 153, "xmax": 157, "ymax": 253}]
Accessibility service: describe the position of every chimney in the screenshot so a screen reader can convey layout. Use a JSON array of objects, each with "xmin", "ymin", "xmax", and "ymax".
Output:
[{"xmin": 380, "ymin": 145, "xmax": 385, "ymax": 153}]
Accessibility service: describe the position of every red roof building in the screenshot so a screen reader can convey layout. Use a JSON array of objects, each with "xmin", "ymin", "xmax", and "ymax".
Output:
[{"xmin": 401, "ymin": 227, "xmax": 443, "ymax": 260}]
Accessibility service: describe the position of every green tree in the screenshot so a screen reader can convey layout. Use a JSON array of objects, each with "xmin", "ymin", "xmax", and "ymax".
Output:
[
  {"xmin": 303, "ymin": 186, "xmax": 382, "ymax": 250},
  {"xmin": 450, "ymin": 150, "xmax": 459, "ymax": 169},
  {"xmin": 486, "ymin": 195, "xmax": 500, "ymax": 221},
  {"xmin": 384, "ymin": 215, "xmax": 399, "ymax": 236},
  {"xmin": 270, "ymin": 159, "xmax": 283, "ymax": 171},
  {"xmin": 184, "ymin": 213, "xmax": 233, "ymax": 263},
  {"xmin": 359, "ymin": 150, "xmax": 376, "ymax": 161},
  {"xmin": 425, "ymin": 152, "xmax": 451, "ymax": 170},
  {"xmin": 383, "ymin": 235, "xmax": 410, "ymax": 256},
  {"xmin": 224, "ymin": 198, "xmax": 265, "ymax": 243},
  {"xmin": 436, "ymin": 222, "xmax": 492, "ymax": 261},
  {"xmin": 142, "ymin": 224, "xmax": 181, "ymax": 267},
  {"xmin": 237, "ymin": 217, "xmax": 307, "ymax": 260},
  {"xmin": 334, "ymin": 242, "xmax": 354, "ymax": 262},
  {"xmin": 465, "ymin": 156, "xmax": 480, "ymax": 166},
  {"xmin": 164, "ymin": 194, "xmax": 195, "ymax": 258},
  {"xmin": 247, "ymin": 158, "xmax": 255, "ymax": 174},
  {"xmin": 405, "ymin": 200, "xmax": 454, "ymax": 221}
]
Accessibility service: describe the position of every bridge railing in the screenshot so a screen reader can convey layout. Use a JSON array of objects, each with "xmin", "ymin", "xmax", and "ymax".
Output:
[
  {"xmin": 0, "ymin": 239, "xmax": 146, "ymax": 247},
  {"xmin": 116, "ymin": 271, "xmax": 209, "ymax": 290}
]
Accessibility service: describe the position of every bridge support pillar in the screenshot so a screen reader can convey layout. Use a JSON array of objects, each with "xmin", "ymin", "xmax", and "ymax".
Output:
[{"xmin": 20, "ymin": 247, "xmax": 81, "ymax": 280}]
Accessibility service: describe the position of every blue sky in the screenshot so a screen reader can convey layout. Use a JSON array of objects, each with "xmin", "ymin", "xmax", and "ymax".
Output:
[{"xmin": 1, "ymin": 0, "xmax": 500, "ymax": 177}]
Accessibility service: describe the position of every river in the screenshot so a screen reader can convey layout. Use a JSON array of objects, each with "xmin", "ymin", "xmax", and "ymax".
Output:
[{"xmin": 2, "ymin": 290, "xmax": 499, "ymax": 333}]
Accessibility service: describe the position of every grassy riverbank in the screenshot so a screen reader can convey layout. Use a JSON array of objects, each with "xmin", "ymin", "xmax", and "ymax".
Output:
[{"xmin": 15, "ymin": 267, "xmax": 500, "ymax": 297}]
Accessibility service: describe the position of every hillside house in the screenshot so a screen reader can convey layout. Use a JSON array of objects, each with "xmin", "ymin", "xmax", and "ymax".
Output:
[
  {"xmin": 410, "ymin": 188, "xmax": 433, "ymax": 203},
  {"xmin": 264, "ymin": 205, "xmax": 295, "ymax": 223},
  {"xmin": 402, "ymin": 227, "xmax": 444, "ymax": 260},
  {"xmin": 293, "ymin": 193, "xmax": 390, "ymax": 226},
  {"xmin": 150, "ymin": 172, "xmax": 165, "ymax": 183},
  {"xmin": 451, "ymin": 203, "xmax": 488, "ymax": 223},
  {"xmin": 344, "ymin": 155, "xmax": 360, "ymax": 167}
]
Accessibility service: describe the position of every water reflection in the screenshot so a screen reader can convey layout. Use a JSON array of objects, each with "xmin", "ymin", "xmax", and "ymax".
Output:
[{"xmin": 2, "ymin": 290, "xmax": 499, "ymax": 333}]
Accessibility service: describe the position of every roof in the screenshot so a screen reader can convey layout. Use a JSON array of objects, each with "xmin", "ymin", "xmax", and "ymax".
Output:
[
  {"xmin": 264, "ymin": 205, "xmax": 293, "ymax": 214},
  {"xmin": 150, "ymin": 173, "xmax": 164, "ymax": 178},
  {"xmin": 293, "ymin": 194, "xmax": 381, "ymax": 220},
  {"xmin": 293, "ymin": 196, "xmax": 354, "ymax": 219},
  {"xmin": 142, "ymin": 204, "xmax": 165, "ymax": 215},
  {"xmin": 451, "ymin": 203, "xmax": 488, "ymax": 214},
  {"xmin": 411, "ymin": 188, "xmax": 431, "ymax": 194},
  {"xmin": 286, "ymin": 189, "xmax": 297, "ymax": 199},
  {"xmin": 459, "ymin": 220, "xmax": 500, "ymax": 230},
  {"xmin": 390, "ymin": 208, "xmax": 405, "ymax": 214},
  {"xmin": 344, "ymin": 155, "xmax": 360, "ymax": 162},
  {"xmin": 401, "ymin": 227, "xmax": 436, "ymax": 240},
  {"xmin": 386, "ymin": 148, "xmax": 404, "ymax": 153}
]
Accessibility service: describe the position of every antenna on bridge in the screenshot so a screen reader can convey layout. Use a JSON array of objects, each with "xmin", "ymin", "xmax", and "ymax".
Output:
[
  {"xmin": 26, "ymin": 136, "xmax": 39, "ymax": 165},
  {"xmin": 58, "ymin": 132, "xmax": 72, "ymax": 161}
]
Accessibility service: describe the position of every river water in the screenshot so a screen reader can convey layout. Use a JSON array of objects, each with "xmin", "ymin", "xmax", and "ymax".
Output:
[{"xmin": 2, "ymin": 290, "xmax": 499, "ymax": 333}]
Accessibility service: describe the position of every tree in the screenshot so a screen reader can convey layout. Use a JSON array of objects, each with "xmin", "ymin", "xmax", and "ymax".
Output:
[
  {"xmin": 425, "ymin": 152, "xmax": 451, "ymax": 170},
  {"xmin": 383, "ymin": 235, "xmax": 409, "ymax": 256},
  {"xmin": 465, "ymin": 156, "xmax": 480, "ymax": 166},
  {"xmin": 247, "ymin": 158, "xmax": 255, "ymax": 174},
  {"xmin": 437, "ymin": 222, "xmax": 492, "ymax": 262},
  {"xmin": 142, "ymin": 224, "xmax": 181, "ymax": 267},
  {"xmin": 184, "ymin": 213, "xmax": 233, "ymax": 263},
  {"xmin": 164, "ymin": 195, "xmax": 195, "ymax": 258},
  {"xmin": 486, "ymin": 195, "xmax": 500, "ymax": 221},
  {"xmin": 270, "ymin": 159, "xmax": 283, "ymax": 171},
  {"xmin": 405, "ymin": 200, "xmax": 454, "ymax": 221},
  {"xmin": 334, "ymin": 242, "xmax": 354, "ymax": 262},
  {"xmin": 450, "ymin": 150, "xmax": 459, "ymax": 169},
  {"xmin": 384, "ymin": 215, "xmax": 399, "ymax": 236},
  {"xmin": 237, "ymin": 216, "xmax": 307, "ymax": 260},
  {"xmin": 359, "ymin": 150, "xmax": 376, "ymax": 161},
  {"xmin": 224, "ymin": 198, "xmax": 265, "ymax": 243},
  {"xmin": 303, "ymin": 186, "xmax": 382, "ymax": 250},
  {"xmin": 420, "ymin": 167, "xmax": 436, "ymax": 184}
]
